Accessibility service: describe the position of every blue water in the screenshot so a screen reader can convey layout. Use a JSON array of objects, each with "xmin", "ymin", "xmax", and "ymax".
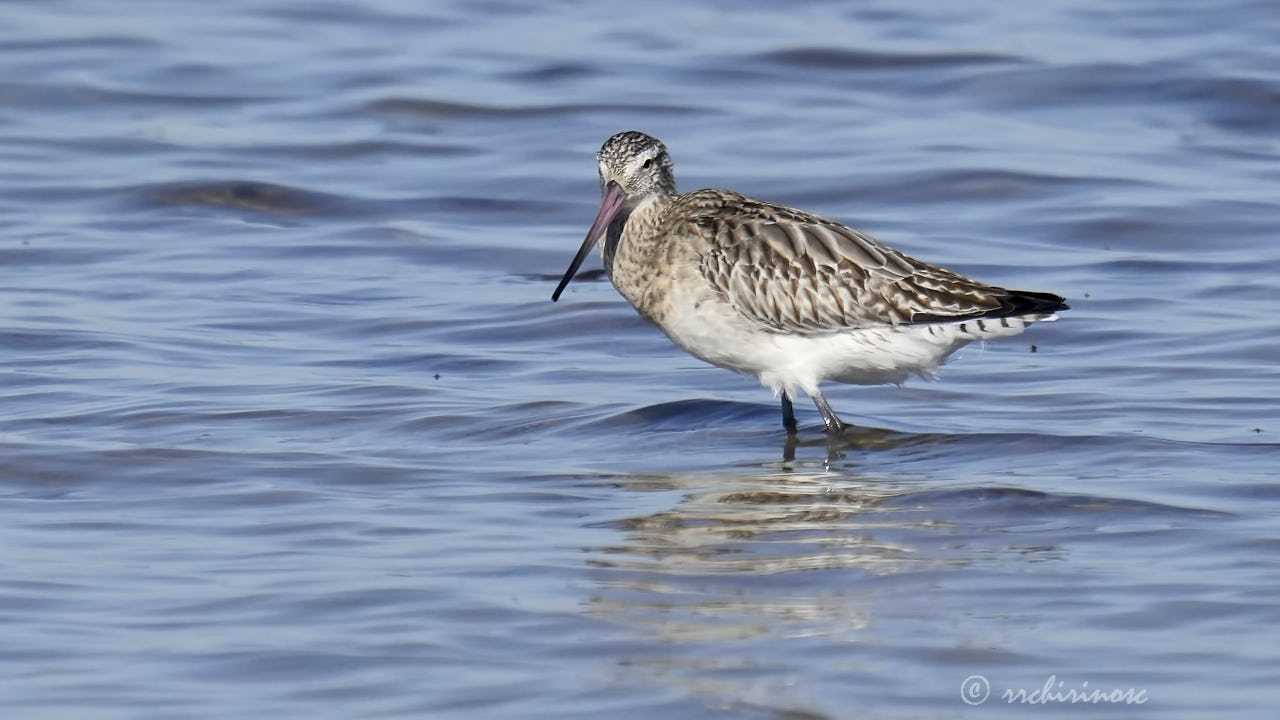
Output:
[{"xmin": 2, "ymin": 1, "xmax": 1278, "ymax": 718}]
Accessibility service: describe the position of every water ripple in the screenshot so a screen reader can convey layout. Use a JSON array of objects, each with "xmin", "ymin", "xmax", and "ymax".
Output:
[{"xmin": 755, "ymin": 47, "xmax": 1027, "ymax": 69}]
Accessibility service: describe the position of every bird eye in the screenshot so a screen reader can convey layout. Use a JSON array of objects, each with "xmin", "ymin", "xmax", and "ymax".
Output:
[{"xmin": 642, "ymin": 158, "xmax": 653, "ymax": 169}]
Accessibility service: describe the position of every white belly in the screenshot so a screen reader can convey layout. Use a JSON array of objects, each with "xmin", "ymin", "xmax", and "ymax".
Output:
[{"xmin": 654, "ymin": 281, "xmax": 1050, "ymax": 397}]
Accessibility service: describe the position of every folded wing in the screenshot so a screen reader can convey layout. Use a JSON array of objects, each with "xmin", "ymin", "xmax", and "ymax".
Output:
[{"xmin": 675, "ymin": 190, "xmax": 1067, "ymax": 334}]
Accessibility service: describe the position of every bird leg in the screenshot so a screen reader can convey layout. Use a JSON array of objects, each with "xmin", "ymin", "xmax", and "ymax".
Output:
[
  {"xmin": 780, "ymin": 393, "xmax": 798, "ymax": 434},
  {"xmin": 811, "ymin": 391, "xmax": 847, "ymax": 433}
]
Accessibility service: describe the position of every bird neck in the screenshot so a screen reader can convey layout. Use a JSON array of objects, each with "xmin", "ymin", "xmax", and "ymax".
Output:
[
  {"xmin": 602, "ymin": 190, "xmax": 679, "ymax": 323},
  {"xmin": 603, "ymin": 191, "xmax": 674, "ymax": 273}
]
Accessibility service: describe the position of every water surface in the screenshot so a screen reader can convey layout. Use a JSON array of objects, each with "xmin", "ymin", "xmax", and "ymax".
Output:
[{"xmin": 2, "ymin": 1, "xmax": 1278, "ymax": 718}]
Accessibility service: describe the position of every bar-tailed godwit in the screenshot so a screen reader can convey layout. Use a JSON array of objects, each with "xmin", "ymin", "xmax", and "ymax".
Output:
[{"xmin": 552, "ymin": 131, "xmax": 1068, "ymax": 433}]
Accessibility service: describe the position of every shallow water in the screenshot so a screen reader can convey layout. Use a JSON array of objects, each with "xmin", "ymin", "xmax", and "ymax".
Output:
[{"xmin": 2, "ymin": 1, "xmax": 1278, "ymax": 718}]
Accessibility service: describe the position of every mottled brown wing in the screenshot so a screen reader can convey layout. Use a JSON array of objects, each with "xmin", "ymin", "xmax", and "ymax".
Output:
[{"xmin": 679, "ymin": 191, "xmax": 1017, "ymax": 334}]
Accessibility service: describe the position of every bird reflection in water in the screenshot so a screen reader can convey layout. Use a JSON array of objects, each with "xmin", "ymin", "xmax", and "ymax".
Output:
[
  {"xmin": 779, "ymin": 422, "xmax": 932, "ymax": 464},
  {"xmin": 584, "ymin": 462, "xmax": 950, "ymax": 638},
  {"xmin": 580, "ymin": 463, "xmax": 952, "ymax": 713}
]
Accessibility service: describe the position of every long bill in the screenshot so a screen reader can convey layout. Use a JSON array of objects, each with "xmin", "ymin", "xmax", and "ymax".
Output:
[{"xmin": 551, "ymin": 181, "xmax": 627, "ymax": 301}]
